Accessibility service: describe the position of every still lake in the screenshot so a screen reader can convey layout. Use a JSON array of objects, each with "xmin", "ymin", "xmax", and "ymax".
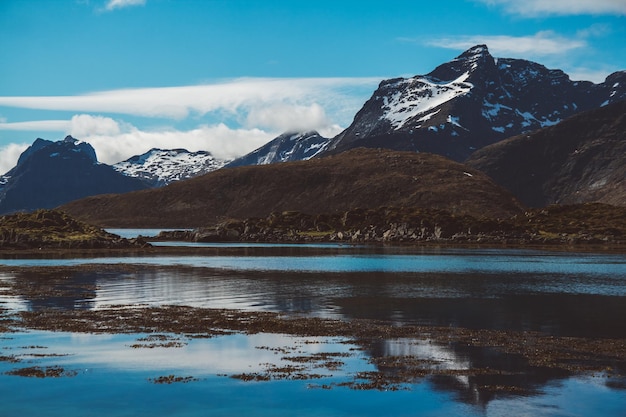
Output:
[{"xmin": 1, "ymin": 238, "xmax": 625, "ymax": 416}]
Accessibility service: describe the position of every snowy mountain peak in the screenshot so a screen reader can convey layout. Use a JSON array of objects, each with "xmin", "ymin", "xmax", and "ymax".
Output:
[
  {"xmin": 324, "ymin": 44, "xmax": 626, "ymax": 161},
  {"xmin": 113, "ymin": 148, "xmax": 228, "ymax": 187},
  {"xmin": 428, "ymin": 45, "xmax": 496, "ymax": 83},
  {"xmin": 226, "ymin": 131, "xmax": 331, "ymax": 168},
  {"xmin": 453, "ymin": 44, "xmax": 491, "ymax": 69}
]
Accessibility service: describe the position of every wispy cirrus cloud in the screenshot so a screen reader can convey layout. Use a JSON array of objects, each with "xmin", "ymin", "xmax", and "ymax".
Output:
[
  {"xmin": 0, "ymin": 120, "xmax": 71, "ymax": 132},
  {"xmin": 421, "ymin": 31, "xmax": 586, "ymax": 57},
  {"xmin": 103, "ymin": 0, "xmax": 146, "ymax": 12},
  {"xmin": 475, "ymin": 0, "xmax": 626, "ymax": 16},
  {"xmin": 0, "ymin": 77, "xmax": 378, "ymax": 127}
]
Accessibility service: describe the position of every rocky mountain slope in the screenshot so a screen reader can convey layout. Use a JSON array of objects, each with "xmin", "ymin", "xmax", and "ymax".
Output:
[
  {"xmin": 466, "ymin": 99, "xmax": 626, "ymax": 207},
  {"xmin": 226, "ymin": 131, "xmax": 330, "ymax": 168},
  {"xmin": 321, "ymin": 45, "xmax": 626, "ymax": 161},
  {"xmin": 113, "ymin": 148, "xmax": 228, "ymax": 186},
  {"xmin": 0, "ymin": 136, "xmax": 150, "ymax": 214},
  {"xmin": 60, "ymin": 148, "xmax": 523, "ymax": 228}
]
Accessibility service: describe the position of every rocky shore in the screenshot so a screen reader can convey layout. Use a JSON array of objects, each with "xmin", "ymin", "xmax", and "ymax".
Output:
[{"xmin": 155, "ymin": 203, "xmax": 626, "ymax": 247}]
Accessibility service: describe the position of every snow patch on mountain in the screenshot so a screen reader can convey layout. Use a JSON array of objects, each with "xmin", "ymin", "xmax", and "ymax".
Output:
[
  {"xmin": 380, "ymin": 72, "xmax": 473, "ymax": 130},
  {"xmin": 113, "ymin": 148, "xmax": 228, "ymax": 186}
]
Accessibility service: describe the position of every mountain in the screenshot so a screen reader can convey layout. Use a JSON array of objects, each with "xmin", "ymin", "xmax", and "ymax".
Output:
[
  {"xmin": 113, "ymin": 148, "xmax": 228, "ymax": 187},
  {"xmin": 465, "ymin": 99, "xmax": 626, "ymax": 207},
  {"xmin": 0, "ymin": 136, "xmax": 150, "ymax": 214},
  {"xmin": 226, "ymin": 131, "xmax": 330, "ymax": 168},
  {"xmin": 60, "ymin": 148, "xmax": 524, "ymax": 228},
  {"xmin": 322, "ymin": 45, "xmax": 626, "ymax": 161}
]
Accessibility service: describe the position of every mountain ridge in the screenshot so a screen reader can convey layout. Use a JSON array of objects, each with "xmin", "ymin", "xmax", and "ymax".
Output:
[
  {"xmin": 60, "ymin": 148, "xmax": 524, "ymax": 228},
  {"xmin": 226, "ymin": 131, "xmax": 330, "ymax": 168},
  {"xmin": 0, "ymin": 136, "xmax": 149, "ymax": 214},
  {"xmin": 466, "ymin": 99, "xmax": 626, "ymax": 207},
  {"xmin": 320, "ymin": 45, "xmax": 626, "ymax": 161}
]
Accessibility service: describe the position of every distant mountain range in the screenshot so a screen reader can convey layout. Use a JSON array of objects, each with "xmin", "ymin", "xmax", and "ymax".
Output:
[
  {"xmin": 1, "ymin": 44, "xmax": 624, "ymax": 217},
  {"xmin": 227, "ymin": 45, "xmax": 625, "ymax": 170}
]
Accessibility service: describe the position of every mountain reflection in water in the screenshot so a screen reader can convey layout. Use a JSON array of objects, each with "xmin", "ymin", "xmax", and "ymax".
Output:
[{"xmin": 1, "ymin": 247, "xmax": 625, "ymax": 416}]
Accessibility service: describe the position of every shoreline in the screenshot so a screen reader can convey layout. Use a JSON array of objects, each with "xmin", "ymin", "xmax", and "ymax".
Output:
[{"xmin": 1, "ymin": 239, "xmax": 625, "ymax": 257}]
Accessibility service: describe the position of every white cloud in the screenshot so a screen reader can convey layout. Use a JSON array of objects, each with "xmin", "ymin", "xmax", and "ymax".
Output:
[
  {"xmin": 0, "ymin": 143, "xmax": 29, "ymax": 175},
  {"xmin": 0, "ymin": 114, "xmax": 277, "ymax": 168},
  {"xmin": 476, "ymin": 0, "xmax": 626, "ymax": 16},
  {"xmin": 84, "ymin": 123, "xmax": 274, "ymax": 164},
  {"xmin": 104, "ymin": 0, "xmax": 146, "ymax": 12},
  {"xmin": 0, "ymin": 115, "xmax": 278, "ymax": 165},
  {"xmin": 0, "ymin": 77, "xmax": 379, "ymax": 127},
  {"xmin": 0, "ymin": 78, "xmax": 380, "ymax": 170},
  {"xmin": 245, "ymin": 103, "xmax": 330, "ymax": 133},
  {"xmin": 0, "ymin": 120, "xmax": 71, "ymax": 131},
  {"xmin": 69, "ymin": 114, "xmax": 122, "ymax": 137},
  {"xmin": 426, "ymin": 31, "xmax": 586, "ymax": 56}
]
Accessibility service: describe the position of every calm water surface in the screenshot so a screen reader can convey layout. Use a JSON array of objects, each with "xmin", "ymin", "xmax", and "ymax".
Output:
[{"xmin": 1, "ymin": 245, "xmax": 625, "ymax": 416}]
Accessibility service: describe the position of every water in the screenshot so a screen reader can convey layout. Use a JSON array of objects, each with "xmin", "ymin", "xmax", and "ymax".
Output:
[
  {"xmin": 106, "ymin": 228, "xmax": 188, "ymax": 239},
  {"xmin": 1, "ymin": 245, "xmax": 625, "ymax": 416}
]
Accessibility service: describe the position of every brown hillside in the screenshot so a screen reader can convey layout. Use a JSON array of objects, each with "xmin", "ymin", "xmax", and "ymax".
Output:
[
  {"xmin": 466, "ymin": 100, "xmax": 626, "ymax": 207},
  {"xmin": 60, "ymin": 148, "xmax": 524, "ymax": 228}
]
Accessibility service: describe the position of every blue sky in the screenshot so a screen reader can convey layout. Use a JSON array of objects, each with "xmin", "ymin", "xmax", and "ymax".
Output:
[{"xmin": 0, "ymin": 0, "xmax": 625, "ymax": 173}]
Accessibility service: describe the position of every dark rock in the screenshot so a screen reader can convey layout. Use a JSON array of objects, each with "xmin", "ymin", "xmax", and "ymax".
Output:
[
  {"xmin": 466, "ymin": 100, "xmax": 626, "ymax": 207},
  {"xmin": 0, "ymin": 136, "xmax": 150, "ymax": 214}
]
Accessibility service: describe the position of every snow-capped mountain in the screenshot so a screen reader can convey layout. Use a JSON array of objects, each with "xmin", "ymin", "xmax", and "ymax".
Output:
[
  {"xmin": 113, "ymin": 148, "xmax": 228, "ymax": 187},
  {"xmin": 324, "ymin": 45, "xmax": 626, "ymax": 161},
  {"xmin": 0, "ymin": 136, "xmax": 149, "ymax": 214},
  {"xmin": 226, "ymin": 131, "xmax": 330, "ymax": 168}
]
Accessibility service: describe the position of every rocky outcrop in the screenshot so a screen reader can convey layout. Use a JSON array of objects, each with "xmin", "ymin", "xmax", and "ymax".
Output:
[{"xmin": 0, "ymin": 210, "xmax": 148, "ymax": 249}]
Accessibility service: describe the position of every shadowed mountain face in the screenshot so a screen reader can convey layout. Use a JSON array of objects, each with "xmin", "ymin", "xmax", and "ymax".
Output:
[
  {"xmin": 60, "ymin": 148, "xmax": 524, "ymax": 228},
  {"xmin": 466, "ymin": 100, "xmax": 626, "ymax": 207},
  {"xmin": 0, "ymin": 136, "xmax": 150, "ymax": 214},
  {"xmin": 226, "ymin": 131, "xmax": 331, "ymax": 168},
  {"xmin": 321, "ymin": 45, "xmax": 626, "ymax": 162}
]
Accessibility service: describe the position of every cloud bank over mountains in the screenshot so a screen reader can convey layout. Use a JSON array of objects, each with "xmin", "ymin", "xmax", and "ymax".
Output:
[{"xmin": 0, "ymin": 77, "xmax": 379, "ymax": 172}]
